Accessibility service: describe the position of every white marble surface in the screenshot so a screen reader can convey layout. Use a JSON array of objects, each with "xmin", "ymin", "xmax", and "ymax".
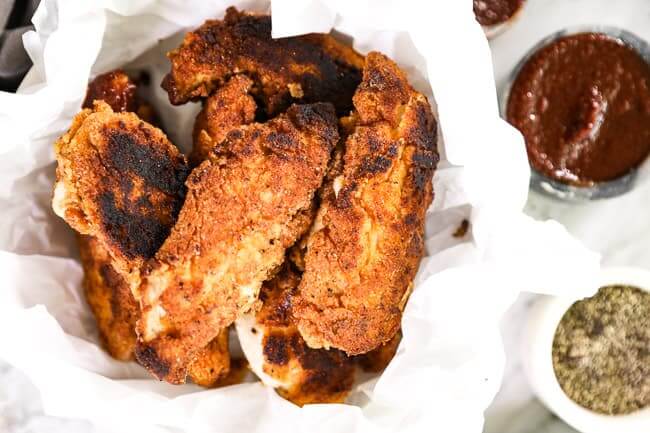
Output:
[{"xmin": 2, "ymin": 0, "xmax": 649, "ymax": 432}]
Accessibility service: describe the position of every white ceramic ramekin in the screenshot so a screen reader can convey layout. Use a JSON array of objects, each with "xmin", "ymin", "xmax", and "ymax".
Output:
[{"xmin": 522, "ymin": 267, "xmax": 650, "ymax": 433}]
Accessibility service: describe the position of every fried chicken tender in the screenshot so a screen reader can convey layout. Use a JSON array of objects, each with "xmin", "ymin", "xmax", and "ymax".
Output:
[
  {"xmin": 136, "ymin": 103, "xmax": 339, "ymax": 384},
  {"xmin": 69, "ymin": 76, "xmax": 236, "ymax": 384},
  {"xmin": 236, "ymin": 265, "xmax": 355, "ymax": 406},
  {"xmin": 75, "ymin": 73, "xmax": 158, "ymax": 361},
  {"xmin": 162, "ymin": 7, "xmax": 364, "ymax": 116},
  {"xmin": 53, "ymin": 101, "xmax": 190, "ymax": 288},
  {"xmin": 186, "ymin": 329, "xmax": 231, "ymax": 386},
  {"xmin": 292, "ymin": 52, "xmax": 439, "ymax": 355},
  {"xmin": 79, "ymin": 232, "xmax": 231, "ymax": 385},
  {"xmin": 190, "ymin": 75, "xmax": 256, "ymax": 166},
  {"xmin": 83, "ymin": 69, "xmax": 157, "ymax": 124},
  {"xmin": 356, "ymin": 332, "xmax": 401, "ymax": 373},
  {"xmin": 78, "ymin": 234, "xmax": 138, "ymax": 361}
]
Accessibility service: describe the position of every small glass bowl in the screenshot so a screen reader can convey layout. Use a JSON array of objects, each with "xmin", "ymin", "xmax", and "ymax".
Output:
[{"xmin": 500, "ymin": 26, "xmax": 650, "ymax": 202}]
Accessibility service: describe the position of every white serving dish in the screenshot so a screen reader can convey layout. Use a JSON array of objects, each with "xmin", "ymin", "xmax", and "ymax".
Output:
[{"xmin": 522, "ymin": 266, "xmax": 650, "ymax": 433}]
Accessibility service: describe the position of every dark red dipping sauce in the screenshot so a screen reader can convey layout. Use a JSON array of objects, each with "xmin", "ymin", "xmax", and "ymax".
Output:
[
  {"xmin": 473, "ymin": 0, "xmax": 525, "ymax": 26},
  {"xmin": 507, "ymin": 33, "xmax": 650, "ymax": 186}
]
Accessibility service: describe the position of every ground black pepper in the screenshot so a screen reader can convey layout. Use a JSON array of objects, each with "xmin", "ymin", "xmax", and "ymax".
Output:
[{"xmin": 552, "ymin": 285, "xmax": 650, "ymax": 415}]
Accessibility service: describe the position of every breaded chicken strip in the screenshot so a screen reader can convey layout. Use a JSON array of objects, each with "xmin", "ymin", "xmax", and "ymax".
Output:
[
  {"xmin": 236, "ymin": 265, "xmax": 355, "ymax": 406},
  {"xmin": 356, "ymin": 332, "xmax": 401, "ymax": 373},
  {"xmin": 78, "ymin": 234, "xmax": 138, "ymax": 361},
  {"xmin": 53, "ymin": 101, "xmax": 189, "ymax": 289},
  {"xmin": 79, "ymin": 230, "xmax": 231, "ymax": 383},
  {"xmin": 79, "ymin": 231, "xmax": 231, "ymax": 384},
  {"xmin": 293, "ymin": 52, "xmax": 439, "ymax": 355},
  {"xmin": 83, "ymin": 69, "xmax": 157, "ymax": 124},
  {"xmin": 73, "ymin": 76, "xmax": 235, "ymax": 384},
  {"xmin": 76, "ymin": 72, "xmax": 156, "ymax": 361},
  {"xmin": 162, "ymin": 7, "xmax": 363, "ymax": 116},
  {"xmin": 190, "ymin": 75, "xmax": 256, "ymax": 166},
  {"xmin": 136, "ymin": 103, "xmax": 338, "ymax": 383}
]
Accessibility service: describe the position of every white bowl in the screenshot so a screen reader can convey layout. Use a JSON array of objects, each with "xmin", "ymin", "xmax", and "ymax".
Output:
[{"xmin": 522, "ymin": 267, "xmax": 650, "ymax": 433}]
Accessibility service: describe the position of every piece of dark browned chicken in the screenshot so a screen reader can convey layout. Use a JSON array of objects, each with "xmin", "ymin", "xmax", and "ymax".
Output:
[
  {"xmin": 292, "ymin": 52, "xmax": 439, "ymax": 356},
  {"xmin": 135, "ymin": 103, "xmax": 338, "ymax": 384},
  {"xmin": 75, "ymin": 71, "xmax": 154, "ymax": 361},
  {"xmin": 78, "ymin": 234, "xmax": 138, "ymax": 361},
  {"xmin": 190, "ymin": 74, "xmax": 256, "ymax": 166},
  {"xmin": 82, "ymin": 69, "xmax": 157, "ymax": 124},
  {"xmin": 67, "ymin": 72, "xmax": 236, "ymax": 386},
  {"xmin": 53, "ymin": 100, "xmax": 189, "ymax": 292},
  {"xmin": 79, "ymin": 226, "xmax": 231, "ymax": 385},
  {"xmin": 356, "ymin": 332, "xmax": 401, "ymax": 373},
  {"xmin": 78, "ymin": 232, "xmax": 230, "ymax": 386},
  {"xmin": 236, "ymin": 264, "xmax": 356, "ymax": 406},
  {"xmin": 162, "ymin": 7, "xmax": 364, "ymax": 116}
]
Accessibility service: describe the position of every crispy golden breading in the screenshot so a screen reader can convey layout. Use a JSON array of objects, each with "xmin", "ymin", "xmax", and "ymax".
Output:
[
  {"xmin": 135, "ymin": 103, "xmax": 338, "ymax": 384},
  {"xmin": 78, "ymin": 234, "xmax": 138, "ymax": 361},
  {"xmin": 254, "ymin": 266, "xmax": 356, "ymax": 406},
  {"xmin": 53, "ymin": 101, "xmax": 189, "ymax": 285},
  {"xmin": 190, "ymin": 75, "xmax": 256, "ymax": 166},
  {"xmin": 186, "ymin": 329, "xmax": 231, "ymax": 387},
  {"xmin": 162, "ymin": 7, "xmax": 363, "ymax": 116},
  {"xmin": 293, "ymin": 52, "xmax": 439, "ymax": 355}
]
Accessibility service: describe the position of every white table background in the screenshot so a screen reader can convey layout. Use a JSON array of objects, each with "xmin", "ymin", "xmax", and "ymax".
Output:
[{"xmin": 2, "ymin": 0, "xmax": 649, "ymax": 432}]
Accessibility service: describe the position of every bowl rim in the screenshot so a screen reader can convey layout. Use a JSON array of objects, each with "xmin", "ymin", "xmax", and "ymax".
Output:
[
  {"xmin": 522, "ymin": 266, "xmax": 650, "ymax": 433},
  {"xmin": 481, "ymin": 0, "xmax": 527, "ymax": 39},
  {"xmin": 499, "ymin": 26, "xmax": 650, "ymax": 202}
]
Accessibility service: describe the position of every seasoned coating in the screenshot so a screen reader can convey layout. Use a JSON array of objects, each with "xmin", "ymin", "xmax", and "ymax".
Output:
[
  {"xmin": 190, "ymin": 74, "xmax": 256, "ymax": 166},
  {"xmin": 136, "ymin": 103, "xmax": 338, "ymax": 384},
  {"xmin": 186, "ymin": 329, "xmax": 231, "ymax": 387},
  {"xmin": 53, "ymin": 101, "xmax": 189, "ymax": 284},
  {"xmin": 68, "ymin": 81, "xmax": 234, "ymax": 382},
  {"xmin": 238, "ymin": 265, "xmax": 356, "ymax": 406},
  {"xmin": 293, "ymin": 52, "xmax": 439, "ymax": 355},
  {"xmin": 162, "ymin": 7, "xmax": 364, "ymax": 116},
  {"xmin": 78, "ymin": 235, "xmax": 138, "ymax": 361},
  {"xmin": 83, "ymin": 69, "xmax": 157, "ymax": 124}
]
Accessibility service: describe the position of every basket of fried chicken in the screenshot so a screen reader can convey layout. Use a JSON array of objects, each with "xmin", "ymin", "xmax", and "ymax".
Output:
[{"xmin": 52, "ymin": 7, "xmax": 438, "ymax": 405}]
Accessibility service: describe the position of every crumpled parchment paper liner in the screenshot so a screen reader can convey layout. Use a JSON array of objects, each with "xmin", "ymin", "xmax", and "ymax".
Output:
[{"xmin": 0, "ymin": 1, "xmax": 600, "ymax": 432}]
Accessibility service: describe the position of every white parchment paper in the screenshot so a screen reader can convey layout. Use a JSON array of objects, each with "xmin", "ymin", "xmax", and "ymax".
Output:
[{"xmin": 0, "ymin": 1, "xmax": 600, "ymax": 432}]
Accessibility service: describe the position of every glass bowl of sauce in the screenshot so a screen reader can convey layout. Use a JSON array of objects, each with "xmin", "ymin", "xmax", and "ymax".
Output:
[
  {"xmin": 473, "ymin": 0, "xmax": 526, "ymax": 39},
  {"xmin": 502, "ymin": 28, "xmax": 650, "ymax": 201}
]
